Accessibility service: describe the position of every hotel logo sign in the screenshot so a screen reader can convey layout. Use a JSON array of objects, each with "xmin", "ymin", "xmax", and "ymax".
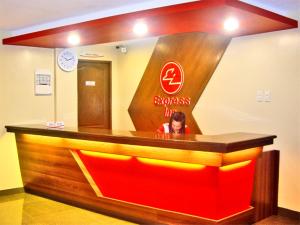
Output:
[
  {"xmin": 160, "ymin": 61, "xmax": 184, "ymax": 95},
  {"xmin": 156, "ymin": 61, "xmax": 190, "ymax": 117}
]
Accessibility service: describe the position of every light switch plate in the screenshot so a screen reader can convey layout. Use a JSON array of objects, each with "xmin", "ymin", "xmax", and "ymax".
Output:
[
  {"xmin": 264, "ymin": 90, "xmax": 271, "ymax": 102},
  {"xmin": 256, "ymin": 90, "xmax": 264, "ymax": 102}
]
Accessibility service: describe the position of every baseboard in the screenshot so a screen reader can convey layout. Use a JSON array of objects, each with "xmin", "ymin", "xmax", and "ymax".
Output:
[
  {"xmin": 0, "ymin": 187, "xmax": 24, "ymax": 196},
  {"xmin": 278, "ymin": 207, "xmax": 300, "ymax": 220}
]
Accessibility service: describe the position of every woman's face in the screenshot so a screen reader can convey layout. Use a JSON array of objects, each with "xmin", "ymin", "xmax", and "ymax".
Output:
[{"xmin": 171, "ymin": 120, "xmax": 182, "ymax": 133}]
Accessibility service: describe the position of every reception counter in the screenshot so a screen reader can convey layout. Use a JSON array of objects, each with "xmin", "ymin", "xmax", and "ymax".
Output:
[{"xmin": 6, "ymin": 125, "xmax": 276, "ymax": 224}]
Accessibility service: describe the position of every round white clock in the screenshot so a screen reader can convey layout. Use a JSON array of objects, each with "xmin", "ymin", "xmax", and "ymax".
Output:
[{"xmin": 57, "ymin": 49, "xmax": 78, "ymax": 72}]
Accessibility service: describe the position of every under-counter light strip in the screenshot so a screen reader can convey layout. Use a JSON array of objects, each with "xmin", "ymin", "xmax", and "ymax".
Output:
[
  {"xmin": 80, "ymin": 149, "xmax": 205, "ymax": 169},
  {"xmin": 137, "ymin": 157, "xmax": 206, "ymax": 170},
  {"xmin": 79, "ymin": 149, "xmax": 252, "ymax": 171},
  {"xmin": 80, "ymin": 150, "xmax": 132, "ymax": 160},
  {"xmin": 220, "ymin": 160, "xmax": 251, "ymax": 171}
]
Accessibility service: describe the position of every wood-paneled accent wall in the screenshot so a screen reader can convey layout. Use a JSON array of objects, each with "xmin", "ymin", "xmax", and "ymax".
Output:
[
  {"xmin": 252, "ymin": 150, "xmax": 280, "ymax": 222},
  {"xmin": 128, "ymin": 32, "xmax": 231, "ymax": 134}
]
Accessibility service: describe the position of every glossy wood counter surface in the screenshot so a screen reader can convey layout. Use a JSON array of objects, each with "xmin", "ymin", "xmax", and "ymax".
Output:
[{"xmin": 5, "ymin": 124, "xmax": 276, "ymax": 153}]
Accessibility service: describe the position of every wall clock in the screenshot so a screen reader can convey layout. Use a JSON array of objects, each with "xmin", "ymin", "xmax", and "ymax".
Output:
[{"xmin": 57, "ymin": 49, "xmax": 78, "ymax": 72}]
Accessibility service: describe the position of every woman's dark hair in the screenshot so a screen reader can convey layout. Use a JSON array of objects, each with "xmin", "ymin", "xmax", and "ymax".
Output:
[{"xmin": 169, "ymin": 111, "xmax": 186, "ymax": 134}]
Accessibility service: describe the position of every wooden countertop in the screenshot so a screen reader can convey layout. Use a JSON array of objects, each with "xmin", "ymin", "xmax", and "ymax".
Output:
[{"xmin": 5, "ymin": 124, "xmax": 276, "ymax": 153}]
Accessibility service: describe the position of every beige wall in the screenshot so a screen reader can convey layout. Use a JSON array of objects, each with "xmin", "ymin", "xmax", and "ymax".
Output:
[
  {"xmin": 112, "ymin": 38, "xmax": 157, "ymax": 130},
  {"xmin": 195, "ymin": 28, "xmax": 300, "ymax": 211},
  {"xmin": 0, "ymin": 28, "xmax": 299, "ymax": 211},
  {"xmin": 0, "ymin": 31, "xmax": 55, "ymax": 190},
  {"xmin": 55, "ymin": 38, "xmax": 156, "ymax": 130},
  {"xmin": 0, "ymin": 32, "xmax": 22, "ymax": 190},
  {"xmin": 0, "ymin": 32, "xmax": 4, "ymax": 135},
  {"xmin": 55, "ymin": 45, "xmax": 119, "ymax": 127}
]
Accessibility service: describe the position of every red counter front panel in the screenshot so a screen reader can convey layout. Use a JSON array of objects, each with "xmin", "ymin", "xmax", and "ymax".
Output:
[{"xmin": 75, "ymin": 150, "xmax": 255, "ymax": 220}]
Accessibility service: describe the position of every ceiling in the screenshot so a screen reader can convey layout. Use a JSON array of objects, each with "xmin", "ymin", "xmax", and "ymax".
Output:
[
  {"xmin": 0, "ymin": 0, "xmax": 299, "ymax": 35},
  {"xmin": 0, "ymin": 0, "xmax": 191, "ymax": 32}
]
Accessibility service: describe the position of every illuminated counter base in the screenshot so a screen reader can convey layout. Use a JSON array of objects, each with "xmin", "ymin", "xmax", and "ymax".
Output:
[
  {"xmin": 73, "ymin": 149, "xmax": 256, "ymax": 220},
  {"xmin": 6, "ymin": 125, "xmax": 276, "ymax": 224}
]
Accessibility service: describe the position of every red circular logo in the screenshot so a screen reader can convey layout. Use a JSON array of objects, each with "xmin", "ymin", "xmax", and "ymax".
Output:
[{"xmin": 160, "ymin": 61, "xmax": 184, "ymax": 95}]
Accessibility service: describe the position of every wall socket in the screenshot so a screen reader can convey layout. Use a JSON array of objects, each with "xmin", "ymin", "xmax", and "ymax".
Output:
[{"xmin": 256, "ymin": 90, "xmax": 271, "ymax": 102}]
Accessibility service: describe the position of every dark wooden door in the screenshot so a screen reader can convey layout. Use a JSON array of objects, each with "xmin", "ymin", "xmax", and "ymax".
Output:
[{"xmin": 78, "ymin": 60, "xmax": 111, "ymax": 128}]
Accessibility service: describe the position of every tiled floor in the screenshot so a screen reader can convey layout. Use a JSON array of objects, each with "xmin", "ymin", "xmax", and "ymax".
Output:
[
  {"xmin": 0, "ymin": 193, "xmax": 136, "ymax": 225},
  {"xmin": 1, "ymin": 192, "xmax": 299, "ymax": 225}
]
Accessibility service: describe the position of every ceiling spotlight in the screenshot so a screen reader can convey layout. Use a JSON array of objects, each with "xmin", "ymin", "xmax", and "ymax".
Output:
[
  {"xmin": 67, "ymin": 33, "xmax": 81, "ymax": 45},
  {"xmin": 224, "ymin": 17, "xmax": 239, "ymax": 32},
  {"xmin": 133, "ymin": 22, "xmax": 148, "ymax": 36}
]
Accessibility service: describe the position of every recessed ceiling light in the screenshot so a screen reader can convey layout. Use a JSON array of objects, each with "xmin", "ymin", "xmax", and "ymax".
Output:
[
  {"xmin": 67, "ymin": 33, "xmax": 80, "ymax": 45},
  {"xmin": 133, "ymin": 22, "xmax": 148, "ymax": 36},
  {"xmin": 223, "ymin": 17, "xmax": 239, "ymax": 32}
]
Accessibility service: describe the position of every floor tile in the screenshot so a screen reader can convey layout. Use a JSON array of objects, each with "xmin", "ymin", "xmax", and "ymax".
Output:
[{"xmin": 0, "ymin": 193, "xmax": 136, "ymax": 225}]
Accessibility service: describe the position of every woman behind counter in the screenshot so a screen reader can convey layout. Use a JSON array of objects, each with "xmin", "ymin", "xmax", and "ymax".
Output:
[{"xmin": 157, "ymin": 111, "xmax": 190, "ymax": 134}]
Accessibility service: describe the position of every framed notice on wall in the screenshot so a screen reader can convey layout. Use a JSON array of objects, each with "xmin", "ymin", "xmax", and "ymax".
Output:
[{"xmin": 35, "ymin": 70, "xmax": 51, "ymax": 96}]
